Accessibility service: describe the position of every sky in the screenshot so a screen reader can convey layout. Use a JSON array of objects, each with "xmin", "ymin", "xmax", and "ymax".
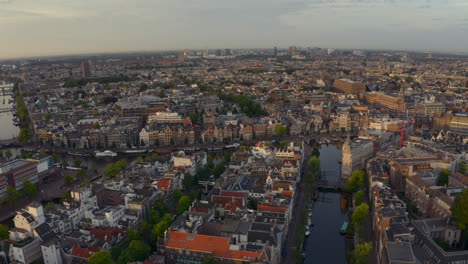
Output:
[{"xmin": 0, "ymin": 0, "xmax": 467, "ymax": 59}]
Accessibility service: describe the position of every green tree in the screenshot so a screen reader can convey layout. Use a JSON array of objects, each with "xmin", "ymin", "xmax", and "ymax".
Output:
[
  {"xmin": 458, "ymin": 161, "xmax": 467, "ymax": 175},
  {"xmin": 405, "ymin": 76, "xmax": 414, "ymax": 83},
  {"xmin": 355, "ymin": 190, "xmax": 364, "ymax": 207},
  {"xmin": 45, "ymin": 202, "xmax": 56, "ymax": 213},
  {"xmin": 135, "ymin": 156, "xmax": 144, "ymax": 163},
  {"xmin": 151, "ymin": 213, "xmax": 172, "ymax": 239},
  {"xmin": 127, "ymin": 229, "xmax": 141, "ymax": 241},
  {"xmin": 437, "ymin": 169, "xmax": 450, "ymax": 186},
  {"xmin": 202, "ymin": 258, "xmax": 216, "ymax": 264},
  {"xmin": 178, "ymin": 195, "xmax": 191, "ymax": 214},
  {"xmin": 5, "ymin": 187, "xmax": 21, "ymax": 206},
  {"xmin": 451, "ymin": 188, "xmax": 468, "ymax": 230},
  {"xmin": 126, "ymin": 240, "xmax": 151, "ymax": 262},
  {"xmin": 306, "ymin": 172, "xmax": 316, "ymax": 186},
  {"xmin": 247, "ymin": 199, "xmax": 258, "ymax": 210},
  {"xmin": 5, "ymin": 149, "xmax": 13, "ymax": 160},
  {"xmin": 64, "ymin": 175, "xmax": 74, "ymax": 185},
  {"xmin": 61, "ymin": 191, "xmax": 71, "ymax": 202},
  {"xmin": 43, "ymin": 113, "xmax": 52, "ymax": 121},
  {"xmin": 172, "ymin": 189, "xmax": 183, "ymax": 202},
  {"xmin": 275, "ymin": 124, "xmax": 287, "ymax": 137},
  {"xmin": 351, "ymin": 203, "xmax": 369, "ymax": 228},
  {"xmin": 311, "ymin": 147, "xmax": 320, "ymax": 157},
  {"xmin": 18, "ymin": 128, "xmax": 31, "ymax": 143},
  {"xmin": 117, "ymin": 159, "xmax": 128, "ymax": 169},
  {"xmin": 0, "ymin": 150, "xmax": 3, "ymax": 158},
  {"xmin": 279, "ymin": 140, "xmax": 289, "ymax": 148},
  {"xmin": 347, "ymin": 170, "xmax": 365, "ymax": 192},
  {"xmin": 89, "ymin": 251, "xmax": 113, "ymax": 264},
  {"xmin": 104, "ymin": 164, "xmax": 119, "ymax": 179},
  {"xmin": 73, "ymin": 157, "xmax": 82, "ymax": 167},
  {"xmin": 308, "ymin": 155, "xmax": 320, "ymax": 173},
  {"xmin": 350, "ymin": 242, "xmax": 372, "ymax": 264},
  {"xmin": 50, "ymin": 153, "xmax": 59, "ymax": 163},
  {"xmin": 76, "ymin": 169, "xmax": 87, "ymax": 181},
  {"xmin": 22, "ymin": 179, "xmax": 38, "ymax": 199},
  {"xmin": 183, "ymin": 173, "xmax": 193, "ymax": 190},
  {"xmin": 0, "ymin": 224, "xmax": 9, "ymax": 241}
]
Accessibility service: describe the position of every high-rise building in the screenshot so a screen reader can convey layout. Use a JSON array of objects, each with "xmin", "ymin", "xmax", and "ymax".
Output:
[
  {"xmin": 215, "ymin": 49, "xmax": 222, "ymax": 56},
  {"xmin": 288, "ymin": 46, "xmax": 297, "ymax": 56},
  {"xmin": 273, "ymin": 46, "xmax": 278, "ymax": 57},
  {"xmin": 225, "ymin": 49, "xmax": 231, "ymax": 56},
  {"xmin": 177, "ymin": 51, "xmax": 186, "ymax": 62},
  {"xmin": 80, "ymin": 60, "xmax": 92, "ymax": 78}
]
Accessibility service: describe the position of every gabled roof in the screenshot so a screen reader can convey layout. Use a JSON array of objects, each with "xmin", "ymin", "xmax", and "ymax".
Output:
[
  {"xmin": 157, "ymin": 178, "xmax": 172, "ymax": 190},
  {"xmin": 71, "ymin": 246, "xmax": 99, "ymax": 259},
  {"xmin": 90, "ymin": 227, "xmax": 125, "ymax": 242}
]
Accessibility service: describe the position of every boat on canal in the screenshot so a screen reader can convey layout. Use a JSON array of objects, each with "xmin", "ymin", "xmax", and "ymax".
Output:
[
  {"xmin": 340, "ymin": 221, "xmax": 348, "ymax": 235},
  {"xmin": 120, "ymin": 149, "xmax": 148, "ymax": 154},
  {"xmin": 224, "ymin": 143, "xmax": 240, "ymax": 149},
  {"xmin": 95, "ymin": 150, "xmax": 118, "ymax": 157},
  {"xmin": 68, "ymin": 151, "xmax": 91, "ymax": 157}
]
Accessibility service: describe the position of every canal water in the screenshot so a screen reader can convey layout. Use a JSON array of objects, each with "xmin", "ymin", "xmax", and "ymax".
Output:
[
  {"xmin": 0, "ymin": 93, "xmax": 19, "ymax": 141},
  {"xmin": 304, "ymin": 144, "xmax": 348, "ymax": 263}
]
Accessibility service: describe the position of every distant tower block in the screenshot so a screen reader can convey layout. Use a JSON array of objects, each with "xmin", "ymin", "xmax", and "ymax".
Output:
[
  {"xmin": 80, "ymin": 60, "xmax": 92, "ymax": 78},
  {"xmin": 178, "ymin": 51, "xmax": 186, "ymax": 62}
]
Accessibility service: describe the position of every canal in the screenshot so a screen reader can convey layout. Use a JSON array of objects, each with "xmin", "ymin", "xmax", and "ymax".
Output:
[
  {"xmin": 0, "ymin": 92, "xmax": 19, "ymax": 141},
  {"xmin": 304, "ymin": 144, "xmax": 349, "ymax": 263}
]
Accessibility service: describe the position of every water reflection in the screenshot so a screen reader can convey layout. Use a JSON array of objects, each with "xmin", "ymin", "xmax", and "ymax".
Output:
[
  {"xmin": 304, "ymin": 144, "xmax": 348, "ymax": 264},
  {"xmin": 0, "ymin": 94, "xmax": 19, "ymax": 141}
]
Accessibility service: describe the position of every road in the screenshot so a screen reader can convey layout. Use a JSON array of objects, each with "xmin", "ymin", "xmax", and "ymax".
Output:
[{"xmin": 282, "ymin": 142, "xmax": 312, "ymax": 264}]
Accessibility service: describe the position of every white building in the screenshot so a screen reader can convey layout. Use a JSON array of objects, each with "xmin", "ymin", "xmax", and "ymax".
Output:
[{"xmin": 9, "ymin": 202, "xmax": 62, "ymax": 264}]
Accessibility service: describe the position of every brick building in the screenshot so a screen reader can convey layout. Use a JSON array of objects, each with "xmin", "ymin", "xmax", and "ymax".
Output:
[
  {"xmin": 333, "ymin": 79, "xmax": 366, "ymax": 94},
  {"xmin": 0, "ymin": 160, "xmax": 38, "ymax": 198}
]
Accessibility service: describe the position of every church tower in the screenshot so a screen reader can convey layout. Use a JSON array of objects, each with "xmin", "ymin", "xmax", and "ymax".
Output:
[{"xmin": 341, "ymin": 134, "xmax": 353, "ymax": 179}]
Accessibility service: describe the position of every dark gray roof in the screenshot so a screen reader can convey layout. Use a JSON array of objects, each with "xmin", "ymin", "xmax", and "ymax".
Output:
[
  {"xmin": 35, "ymin": 223, "xmax": 58, "ymax": 244},
  {"xmin": 386, "ymin": 241, "xmax": 416, "ymax": 263}
]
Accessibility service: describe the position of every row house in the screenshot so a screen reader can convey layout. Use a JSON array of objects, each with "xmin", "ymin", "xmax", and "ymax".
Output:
[
  {"xmin": 202, "ymin": 125, "xmax": 237, "ymax": 143},
  {"xmin": 140, "ymin": 124, "xmax": 195, "ymax": 146},
  {"xmin": 405, "ymin": 176, "xmax": 453, "ymax": 218}
]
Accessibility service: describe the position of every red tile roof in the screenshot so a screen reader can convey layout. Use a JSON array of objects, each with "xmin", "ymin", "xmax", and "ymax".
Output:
[
  {"xmin": 90, "ymin": 227, "xmax": 125, "ymax": 242},
  {"xmin": 182, "ymin": 119, "xmax": 192, "ymax": 125},
  {"xmin": 157, "ymin": 179, "xmax": 172, "ymax": 191},
  {"xmin": 258, "ymin": 204, "xmax": 287, "ymax": 213},
  {"xmin": 166, "ymin": 232, "xmax": 260, "ymax": 261},
  {"xmin": 219, "ymin": 190, "xmax": 247, "ymax": 197},
  {"xmin": 71, "ymin": 246, "xmax": 100, "ymax": 259}
]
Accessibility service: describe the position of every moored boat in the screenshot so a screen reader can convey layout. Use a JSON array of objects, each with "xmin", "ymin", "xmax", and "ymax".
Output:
[
  {"xmin": 120, "ymin": 149, "xmax": 148, "ymax": 154},
  {"xmin": 340, "ymin": 221, "xmax": 348, "ymax": 235},
  {"xmin": 95, "ymin": 150, "xmax": 118, "ymax": 157}
]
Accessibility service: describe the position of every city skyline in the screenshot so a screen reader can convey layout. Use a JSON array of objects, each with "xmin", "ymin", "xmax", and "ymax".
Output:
[{"xmin": 1, "ymin": 0, "xmax": 468, "ymax": 59}]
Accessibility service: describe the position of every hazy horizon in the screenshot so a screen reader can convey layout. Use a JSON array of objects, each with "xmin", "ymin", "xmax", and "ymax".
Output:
[{"xmin": 1, "ymin": 0, "xmax": 468, "ymax": 60}]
